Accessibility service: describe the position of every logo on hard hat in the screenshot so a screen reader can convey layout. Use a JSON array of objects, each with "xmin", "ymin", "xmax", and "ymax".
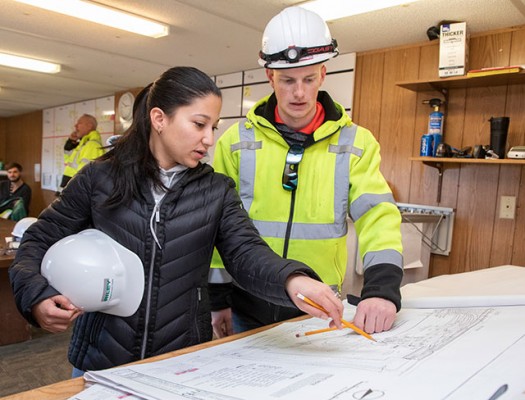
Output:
[{"xmin": 101, "ymin": 279, "xmax": 114, "ymax": 302}]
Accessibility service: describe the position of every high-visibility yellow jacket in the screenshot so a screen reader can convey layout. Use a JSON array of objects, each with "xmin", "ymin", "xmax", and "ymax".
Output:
[
  {"xmin": 63, "ymin": 130, "xmax": 104, "ymax": 179},
  {"xmin": 210, "ymin": 92, "xmax": 403, "ymax": 316}
]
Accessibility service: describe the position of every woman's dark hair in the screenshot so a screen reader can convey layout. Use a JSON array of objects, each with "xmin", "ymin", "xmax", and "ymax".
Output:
[{"xmin": 101, "ymin": 66, "xmax": 221, "ymax": 207}]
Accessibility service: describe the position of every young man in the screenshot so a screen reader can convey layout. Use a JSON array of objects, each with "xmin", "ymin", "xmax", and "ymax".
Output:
[
  {"xmin": 210, "ymin": 6, "xmax": 403, "ymax": 337},
  {"xmin": 0, "ymin": 162, "xmax": 32, "ymax": 220}
]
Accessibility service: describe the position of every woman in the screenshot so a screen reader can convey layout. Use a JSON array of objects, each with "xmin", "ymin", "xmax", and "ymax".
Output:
[{"xmin": 9, "ymin": 66, "xmax": 343, "ymax": 375}]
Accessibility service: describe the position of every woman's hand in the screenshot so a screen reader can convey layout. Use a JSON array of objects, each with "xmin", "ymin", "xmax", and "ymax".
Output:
[
  {"xmin": 32, "ymin": 295, "xmax": 82, "ymax": 333},
  {"xmin": 285, "ymin": 274, "xmax": 344, "ymax": 328}
]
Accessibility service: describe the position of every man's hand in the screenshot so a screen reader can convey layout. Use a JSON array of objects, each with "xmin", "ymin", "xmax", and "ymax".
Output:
[
  {"xmin": 32, "ymin": 295, "xmax": 82, "ymax": 333},
  {"xmin": 353, "ymin": 297, "xmax": 396, "ymax": 333},
  {"xmin": 211, "ymin": 308, "xmax": 233, "ymax": 338},
  {"xmin": 286, "ymin": 274, "xmax": 344, "ymax": 328}
]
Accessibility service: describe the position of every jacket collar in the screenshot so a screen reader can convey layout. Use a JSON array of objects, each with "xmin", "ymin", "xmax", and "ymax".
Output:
[
  {"xmin": 248, "ymin": 91, "xmax": 351, "ymax": 144},
  {"xmin": 79, "ymin": 130, "xmax": 101, "ymax": 145}
]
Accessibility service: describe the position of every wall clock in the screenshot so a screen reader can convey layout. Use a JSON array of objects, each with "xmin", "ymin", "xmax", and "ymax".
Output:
[{"xmin": 118, "ymin": 91, "xmax": 135, "ymax": 125}]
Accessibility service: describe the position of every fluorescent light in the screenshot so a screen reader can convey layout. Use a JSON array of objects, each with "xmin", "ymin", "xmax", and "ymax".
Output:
[
  {"xmin": 0, "ymin": 52, "xmax": 61, "ymax": 74},
  {"xmin": 15, "ymin": 0, "xmax": 169, "ymax": 38},
  {"xmin": 299, "ymin": 0, "xmax": 420, "ymax": 21}
]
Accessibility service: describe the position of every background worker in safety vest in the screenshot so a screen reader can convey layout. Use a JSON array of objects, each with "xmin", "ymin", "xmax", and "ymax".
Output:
[
  {"xmin": 210, "ymin": 6, "xmax": 403, "ymax": 337},
  {"xmin": 58, "ymin": 114, "xmax": 104, "ymax": 194}
]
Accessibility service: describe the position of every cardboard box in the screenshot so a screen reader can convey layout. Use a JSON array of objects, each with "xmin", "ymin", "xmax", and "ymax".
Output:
[{"xmin": 439, "ymin": 22, "xmax": 469, "ymax": 77}]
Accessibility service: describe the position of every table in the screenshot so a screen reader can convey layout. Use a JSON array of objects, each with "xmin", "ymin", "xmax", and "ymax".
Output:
[
  {"xmin": 3, "ymin": 266, "xmax": 524, "ymax": 400},
  {"xmin": 0, "ymin": 219, "xmax": 31, "ymax": 345},
  {"xmin": 0, "ymin": 324, "xmax": 275, "ymax": 400}
]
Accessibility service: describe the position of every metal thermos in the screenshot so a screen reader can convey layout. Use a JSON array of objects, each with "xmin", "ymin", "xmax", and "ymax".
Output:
[{"xmin": 489, "ymin": 117, "xmax": 510, "ymax": 159}]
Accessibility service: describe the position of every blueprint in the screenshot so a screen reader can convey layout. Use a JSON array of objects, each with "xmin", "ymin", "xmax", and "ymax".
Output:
[{"xmin": 80, "ymin": 305, "xmax": 525, "ymax": 400}]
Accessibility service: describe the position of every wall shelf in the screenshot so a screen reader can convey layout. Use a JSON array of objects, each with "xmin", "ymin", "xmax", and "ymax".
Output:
[
  {"xmin": 397, "ymin": 70, "xmax": 525, "ymax": 93},
  {"xmin": 410, "ymin": 156, "xmax": 525, "ymax": 165},
  {"xmin": 410, "ymin": 157, "xmax": 525, "ymax": 202}
]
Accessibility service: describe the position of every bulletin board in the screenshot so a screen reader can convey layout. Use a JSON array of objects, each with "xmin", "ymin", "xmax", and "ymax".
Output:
[{"xmin": 41, "ymin": 96, "xmax": 115, "ymax": 191}]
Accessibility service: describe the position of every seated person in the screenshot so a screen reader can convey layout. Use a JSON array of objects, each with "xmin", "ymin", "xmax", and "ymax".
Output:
[{"xmin": 0, "ymin": 162, "xmax": 32, "ymax": 220}]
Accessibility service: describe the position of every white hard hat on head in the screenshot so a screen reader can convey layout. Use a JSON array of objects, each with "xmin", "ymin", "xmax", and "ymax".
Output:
[
  {"xmin": 41, "ymin": 229, "xmax": 144, "ymax": 317},
  {"xmin": 258, "ymin": 6, "xmax": 338, "ymax": 69},
  {"xmin": 12, "ymin": 217, "xmax": 38, "ymax": 239}
]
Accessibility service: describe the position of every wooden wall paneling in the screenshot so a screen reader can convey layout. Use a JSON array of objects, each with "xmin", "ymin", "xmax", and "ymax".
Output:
[
  {"xmin": 353, "ymin": 52, "xmax": 385, "ymax": 134},
  {"xmin": 509, "ymin": 28, "xmax": 525, "ymax": 65},
  {"xmin": 506, "ymin": 85, "xmax": 525, "ymax": 148},
  {"xmin": 442, "ymin": 89, "xmax": 467, "ymax": 152},
  {"xmin": 464, "ymin": 86, "xmax": 508, "ymax": 146},
  {"xmin": 377, "ymin": 48, "xmax": 420, "ymax": 202},
  {"xmin": 490, "ymin": 165, "xmax": 522, "ymax": 266},
  {"xmin": 506, "ymin": 30, "xmax": 525, "ymax": 150},
  {"xmin": 467, "ymin": 32, "xmax": 513, "ymax": 70},
  {"xmin": 504, "ymin": 29, "xmax": 525, "ymax": 266},
  {"xmin": 512, "ymin": 167, "xmax": 525, "ymax": 265},
  {"xmin": 352, "ymin": 53, "xmax": 364, "ymax": 121},
  {"xmin": 0, "ymin": 118, "xmax": 6, "ymax": 162},
  {"xmin": 449, "ymin": 164, "xmax": 500, "ymax": 273},
  {"xmin": 416, "ymin": 41, "xmax": 439, "ymax": 81},
  {"xmin": 450, "ymin": 85, "xmax": 507, "ymax": 274},
  {"xmin": 5, "ymin": 111, "xmax": 44, "ymax": 217}
]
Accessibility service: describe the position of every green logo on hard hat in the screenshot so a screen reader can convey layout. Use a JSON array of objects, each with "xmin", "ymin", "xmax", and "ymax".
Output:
[{"xmin": 101, "ymin": 278, "xmax": 114, "ymax": 302}]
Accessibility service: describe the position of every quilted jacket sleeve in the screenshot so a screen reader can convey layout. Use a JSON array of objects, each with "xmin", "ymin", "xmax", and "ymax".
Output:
[
  {"xmin": 9, "ymin": 165, "xmax": 96, "ymax": 325},
  {"xmin": 214, "ymin": 178, "xmax": 320, "ymax": 308}
]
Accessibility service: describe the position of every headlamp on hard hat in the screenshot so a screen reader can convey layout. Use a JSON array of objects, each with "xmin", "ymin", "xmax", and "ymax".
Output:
[{"xmin": 259, "ymin": 39, "xmax": 338, "ymax": 67}]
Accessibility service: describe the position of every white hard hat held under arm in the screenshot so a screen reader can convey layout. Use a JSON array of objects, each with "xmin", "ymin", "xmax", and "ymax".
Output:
[{"xmin": 41, "ymin": 229, "xmax": 144, "ymax": 317}]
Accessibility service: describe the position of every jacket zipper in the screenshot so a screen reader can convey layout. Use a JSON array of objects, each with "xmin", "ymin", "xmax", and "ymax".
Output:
[
  {"xmin": 140, "ymin": 170, "xmax": 185, "ymax": 358},
  {"xmin": 194, "ymin": 287, "xmax": 202, "ymax": 343},
  {"xmin": 282, "ymin": 186, "xmax": 297, "ymax": 259},
  {"xmin": 140, "ymin": 243, "xmax": 157, "ymax": 359},
  {"xmin": 276, "ymin": 185, "xmax": 297, "ymax": 321},
  {"xmin": 141, "ymin": 204, "xmax": 161, "ymax": 359}
]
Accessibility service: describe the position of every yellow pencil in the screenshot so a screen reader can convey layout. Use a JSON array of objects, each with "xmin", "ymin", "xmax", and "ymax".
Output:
[
  {"xmin": 340, "ymin": 319, "xmax": 376, "ymax": 341},
  {"xmin": 296, "ymin": 293, "xmax": 376, "ymax": 342},
  {"xmin": 295, "ymin": 326, "xmax": 339, "ymax": 337}
]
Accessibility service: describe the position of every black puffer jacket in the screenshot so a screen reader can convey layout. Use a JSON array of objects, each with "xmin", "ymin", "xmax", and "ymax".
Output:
[{"xmin": 9, "ymin": 160, "xmax": 318, "ymax": 371}]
